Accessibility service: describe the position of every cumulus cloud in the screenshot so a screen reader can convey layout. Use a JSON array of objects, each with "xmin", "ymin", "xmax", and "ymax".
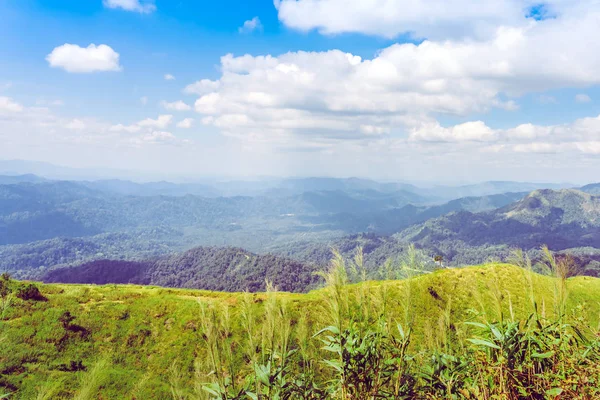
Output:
[
  {"xmin": 409, "ymin": 121, "xmax": 496, "ymax": 142},
  {"xmin": 184, "ymin": 79, "xmax": 220, "ymax": 95},
  {"xmin": 176, "ymin": 118, "xmax": 194, "ymax": 128},
  {"xmin": 110, "ymin": 114, "xmax": 174, "ymax": 133},
  {"xmin": 1, "ymin": 98, "xmax": 599, "ymax": 182},
  {"xmin": 185, "ymin": 11, "xmax": 600, "ymax": 150},
  {"xmin": 0, "ymin": 98, "xmax": 189, "ymax": 171},
  {"xmin": 46, "ymin": 44, "xmax": 122, "ymax": 73},
  {"xmin": 275, "ymin": 0, "xmax": 598, "ymax": 39},
  {"xmin": 239, "ymin": 17, "xmax": 263, "ymax": 34},
  {"xmin": 137, "ymin": 114, "xmax": 173, "ymax": 129},
  {"xmin": 103, "ymin": 0, "xmax": 156, "ymax": 14},
  {"xmin": 0, "ymin": 96, "xmax": 24, "ymax": 113},
  {"xmin": 161, "ymin": 100, "xmax": 192, "ymax": 111},
  {"xmin": 574, "ymin": 141, "xmax": 600, "ymax": 154},
  {"xmin": 409, "ymin": 113, "xmax": 600, "ymax": 158},
  {"xmin": 109, "ymin": 123, "xmax": 142, "ymax": 133},
  {"xmin": 576, "ymin": 93, "xmax": 592, "ymax": 103},
  {"xmin": 164, "ymin": 74, "xmax": 176, "ymax": 81},
  {"xmin": 129, "ymin": 131, "xmax": 178, "ymax": 146}
]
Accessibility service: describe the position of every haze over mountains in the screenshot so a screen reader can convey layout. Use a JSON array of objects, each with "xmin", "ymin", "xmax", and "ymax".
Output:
[{"xmin": 1, "ymin": 163, "xmax": 599, "ymax": 288}]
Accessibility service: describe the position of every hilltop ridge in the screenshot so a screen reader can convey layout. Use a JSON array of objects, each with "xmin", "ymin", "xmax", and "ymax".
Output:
[
  {"xmin": 395, "ymin": 189, "xmax": 600, "ymax": 264},
  {"xmin": 2, "ymin": 263, "xmax": 599, "ymax": 398}
]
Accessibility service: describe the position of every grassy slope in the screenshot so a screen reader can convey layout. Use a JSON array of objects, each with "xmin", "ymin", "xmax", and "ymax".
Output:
[{"xmin": 2, "ymin": 264, "xmax": 600, "ymax": 398}]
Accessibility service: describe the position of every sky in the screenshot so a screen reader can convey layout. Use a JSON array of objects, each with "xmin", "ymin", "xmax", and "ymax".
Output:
[{"xmin": 1, "ymin": 0, "xmax": 600, "ymax": 183}]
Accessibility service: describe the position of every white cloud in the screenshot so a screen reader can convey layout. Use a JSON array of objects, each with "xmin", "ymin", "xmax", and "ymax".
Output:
[
  {"xmin": 275, "ymin": 0, "xmax": 598, "ymax": 39},
  {"xmin": 184, "ymin": 10, "xmax": 600, "ymax": 149},
  {"xmin": 161, "ymin": 100, "xmax": 192, "ymax": 111},
  {"xmin": 2, "ymin": 99, "xmax": 600, "ymax": 182},
  {"xmin": 103, "ymin": 0, "xmax": 156, "ymax": 14},
  {"xmin": 140, "ymin": 96, "xmax": 148, "ymax": 105},
  {"xmin": 130, "ymin": 131, "xmax": 177, "ymax": 146},
  {"xmin": 110, "ymin": 114, "xmax": 174, "ymax": 132},
  {"xmin": 239, "ymin": 17, "xmax": 263, "ymax": 34},
  {"xmin": 574, "ymin": 141, "xmax": 600, "ymax": 154},
  {"xmin": 65, "ymin": 119, "xmax": 86, "ymax": 130},
  {"xmin": 164, "ymin": 74, "xmax": 176, "ymax": 81},
  {"xmin": 176, "ymin": 118, "xmax": 194, "ymax": 128},
  {"xmin": 409, "ymin": 121, "xmax": 496, "ymax": 142},
  {"xmin": 0, "ymin": 100, "xmax": 190, "ymax": 173},
  {"xmin": 360, "ymin": 125, "xmax": 390, "ymax": 135},
  {"xmin": 137, "ymin": 114, "xmax": 173, "ymax": 129},
  {"xmin": 110, "ymin": 123, "xmax": 142, "ymax": 133},
  {"xmin": 576, "ymin": 93, "xmax": 592, "ymax": 103},
  {"xmin": 513, "ymin": 142, "xmax": 563, "ymax": 153},
  {"xmin": 0, "ymin": 96, "xmax": 23, "ymax": 113},
  {"xmin": 46, "ymin": 44, "xmax": 122, "ymax": 73},
  {"xmin": 408, "ymin": 113, "xmax": 600, "ymax": 158},
  {"xmin": 184, "ymin": 79, "xmax": 220, "ymax": 95}
]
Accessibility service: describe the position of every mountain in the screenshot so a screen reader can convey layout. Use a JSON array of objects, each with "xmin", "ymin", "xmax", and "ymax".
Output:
[
  {"xmin": 580, "ymin": 183, "xmax": 600, "ymax": 195},
  {"xmin": 2, "ymin": 179, "xmax": 597, "ymax": 281},
  {"xmin": 0, "ymin": 180, "xmax": 537, "ymax": 276},
  {"xmin": 0, "ymin": 174, "xmax": 47, "ymax": 184},
  {"xmin": 81, "ymin": 179, "xmax": 221, "ymax": 197},
  {"xmin": 415, "ymin": 181, "xmax": 573, "ymax": 202},
  {"xmin": 297, "ymin": 191, "xmax": 527, "ymax": 235},
  {"xmin": 396, "ymin": 189, "xmax": 600, "ymax": 257},
  {"xmin": 43, "ymin": 246, "xmax": 320, "ymax": 292},
  {"xmin": 0, "ymin": 159, "xmax": 140, "ymax": 181}
]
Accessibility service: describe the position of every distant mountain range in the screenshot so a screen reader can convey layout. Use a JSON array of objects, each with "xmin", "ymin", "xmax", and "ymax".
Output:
[
  {"xmin": 1, "ymin": 173, "xmax": 600, "ymax": 284},
  {"xmin": 396, "ymin": 189, "xmax": 600, "ymax": 250},
  {"xmin": 581, "ymin": 183, "xmax": 600, "ymax": 195},
  {"xmin": 390, "ymin": 189, "xmax": 600, "ymax": 273},
  {"xmin": 0, "ymin": 165, "xmax": 576, "ymax": 200}
]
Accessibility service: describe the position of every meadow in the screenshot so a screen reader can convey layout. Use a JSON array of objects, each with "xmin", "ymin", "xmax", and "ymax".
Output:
[{"xmin": 1, "ymin": 248, "xmax": 599, "ymax": 399}]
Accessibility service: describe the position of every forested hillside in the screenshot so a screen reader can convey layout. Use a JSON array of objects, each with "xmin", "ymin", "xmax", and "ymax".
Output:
[
  {"xmin": 1, "ymin": 176, "xmax": 599, "ymax": 282},
  {"xmin": 581, "ymin": 182, "xmax": 600, "ymax": 195},
  {"xmin": 393, "ymin": 189, "xmax": 600, "ymax": 272},
  {"xmin": 43, "ymin": 246, "xmax": 321, "ymax": 292}
]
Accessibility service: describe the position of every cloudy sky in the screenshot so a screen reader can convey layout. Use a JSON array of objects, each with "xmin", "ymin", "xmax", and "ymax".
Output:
[{"xmin": 1, "ymin": 0, "xmax": 600, "ymax": 183}]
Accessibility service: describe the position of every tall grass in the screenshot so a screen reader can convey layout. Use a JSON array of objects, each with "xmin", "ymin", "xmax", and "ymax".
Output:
[
  {"xmin": 73, "ymin": 357, "xmax": 109, "ymax": 400},
  {"xmin": 189, "ymin": 247, "xmax": 600, "ymax": 399}
]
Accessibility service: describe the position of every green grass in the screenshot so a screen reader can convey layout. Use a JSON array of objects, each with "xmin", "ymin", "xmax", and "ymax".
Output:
[{"xmin": 1, "ymin": 263, "xmax": 600, "ymax": 398}]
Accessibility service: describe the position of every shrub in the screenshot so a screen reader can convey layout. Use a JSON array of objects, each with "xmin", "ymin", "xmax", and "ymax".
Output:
[{"xmin": 15, "ymin": 283, "xmax": 47, "ymax": 302}]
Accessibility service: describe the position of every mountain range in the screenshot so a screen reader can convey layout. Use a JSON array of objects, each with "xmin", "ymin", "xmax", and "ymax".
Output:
[{"xmin": 1, "ymin": 172, "xmax": 599, "ymax": 286}]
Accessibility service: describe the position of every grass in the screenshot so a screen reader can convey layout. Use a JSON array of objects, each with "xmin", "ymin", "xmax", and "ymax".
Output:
[{"xmin": 1, "ymin": 262, "xmax": 600, "ymax": 398}]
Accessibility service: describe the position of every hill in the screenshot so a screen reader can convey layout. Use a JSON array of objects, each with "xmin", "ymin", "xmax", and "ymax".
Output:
[
  {"xmin": 395, "ymin": 189, "xmax": 600, "ymax": 265},
  {"xmin": 0, "ymin": 180, "xmax": 532, "ymax": 277},
  {"xmin": 0, "ymin": 174, "xmax": 47, "ymax": 185},
  {"xmin": 581, "ymin": 182, "xmax": 600, "ymax": 195},
  {"xmin": 414, "ymin": 180, "xmax": 572, "ymax": 201},
  {"xmin": 1, "ymin": 264, "xmax": 599, "ymax": 398},
  {"xmin": 0, "ymin": 180, "xmax": 428, "ymax": 247},
  {"xmin": 43, "ymin": 246, "xmax": 321, "ymax": 293}
]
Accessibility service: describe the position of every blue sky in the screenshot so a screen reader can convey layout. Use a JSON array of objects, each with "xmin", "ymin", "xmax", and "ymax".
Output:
[{"xmin": 1, "ymin": 0, "xmax": 600, "ymax": 183}]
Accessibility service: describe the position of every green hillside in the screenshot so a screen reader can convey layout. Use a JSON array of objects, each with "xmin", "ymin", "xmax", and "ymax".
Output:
[
  {"xmin": 43, "ymin": 246, "xmax": 321, "ymax": 293},
  {"xmin": 2, "ymin": 262, "xmax": 600, "ymax": 398}
]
